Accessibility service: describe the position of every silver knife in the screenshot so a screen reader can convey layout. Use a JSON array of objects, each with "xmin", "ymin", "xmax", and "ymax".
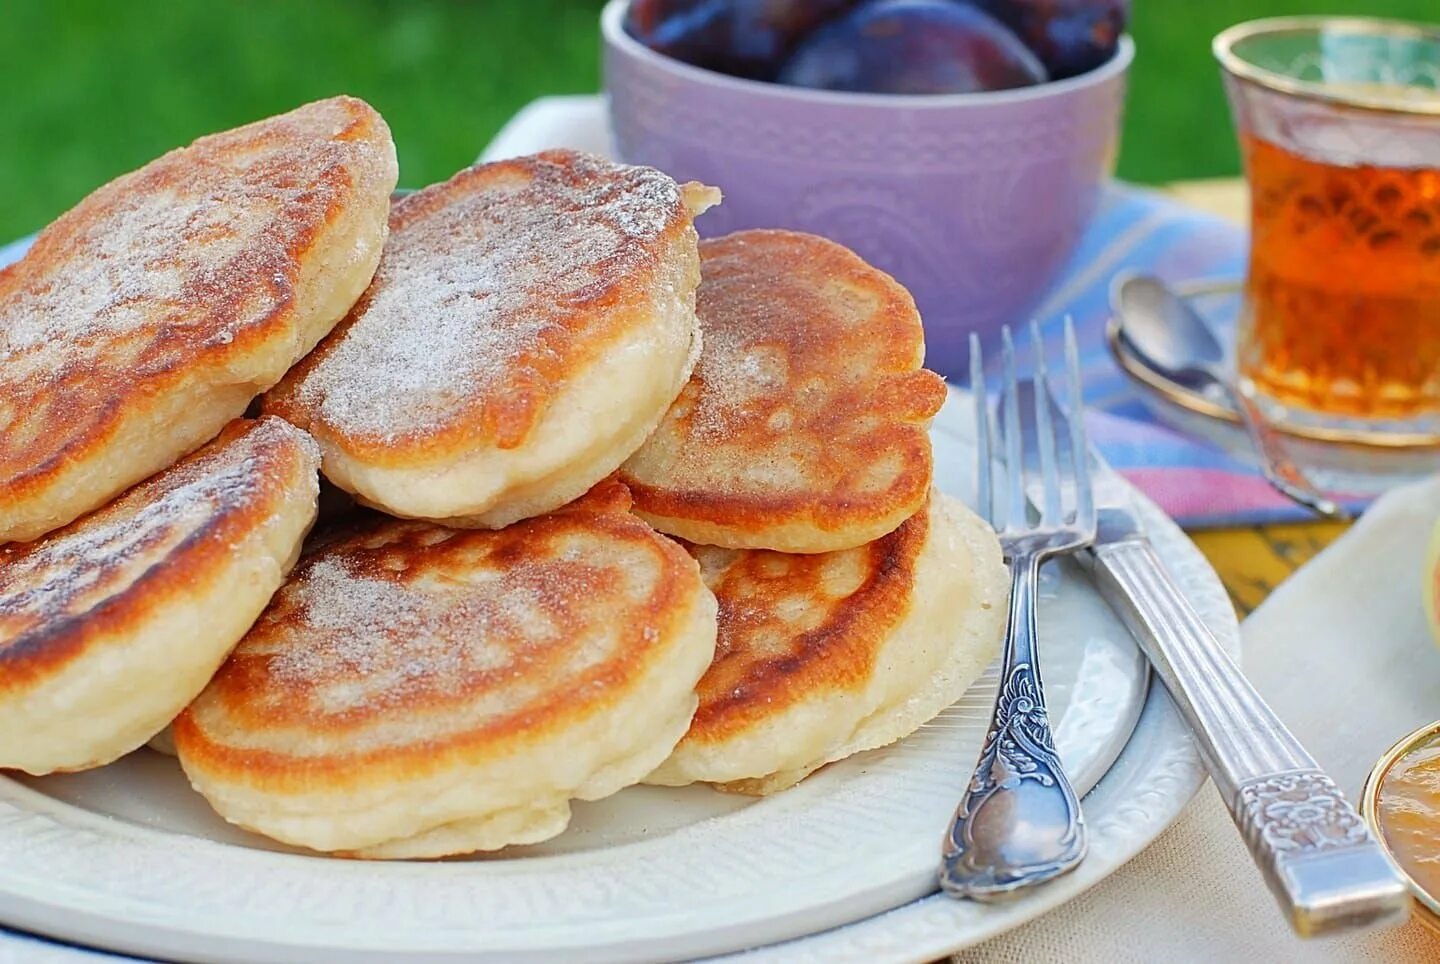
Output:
[{"xmin": 1080, "ymin": 438, "xmax": 1409, "ymax": 936}]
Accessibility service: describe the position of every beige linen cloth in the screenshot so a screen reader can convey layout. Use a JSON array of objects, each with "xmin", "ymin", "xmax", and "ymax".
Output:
[{"xmin": 958, "ymin": 475, "xmax": 1440, "ymax": 963}]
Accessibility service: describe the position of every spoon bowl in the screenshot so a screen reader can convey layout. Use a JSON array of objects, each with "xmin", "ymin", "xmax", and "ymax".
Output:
[{"xmin": 1115, "ymin": 274, "xmax": 1228, "ymax": 376}]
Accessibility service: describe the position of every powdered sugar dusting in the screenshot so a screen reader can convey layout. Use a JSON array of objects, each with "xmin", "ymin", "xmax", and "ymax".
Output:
[
  {"xmin": 0, "ymin": 96, "xmax": 393, "ymax": 475},
  {"xmin": 262, "ymin": 524, "xmax": 628, "ymax": 716},
  {"xmin": 0, "ymin": 417, "xmax": 310, "ymax": 645},
  {"xmin": 1, "ymin": 98, "xmax": 387, "ymax": 364},
  {"xmin": 690, "ymin": 342, "xmax": 790, "ymax": 441},
  {"xmin": 266, "ymin": 556, "xmax": 515, "ymax": 708},
  {"xmin": 287, "ymin": 150, "xmax": 685, "ymax": 444}
]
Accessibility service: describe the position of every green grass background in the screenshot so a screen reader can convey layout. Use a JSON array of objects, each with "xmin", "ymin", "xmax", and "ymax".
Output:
[{"xmin": 1, "ymin": 0, "xmax": 1434, "ymax": 240}]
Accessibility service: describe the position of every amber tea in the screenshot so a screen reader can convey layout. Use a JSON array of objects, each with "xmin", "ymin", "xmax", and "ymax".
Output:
[
  {"xmin": 1217, "ymin": 17, "xmax": 1440, "ymax": 436},
  {"xmin": 1240, "ymin": 133, "xmax": 1440, "ymax": 420}
]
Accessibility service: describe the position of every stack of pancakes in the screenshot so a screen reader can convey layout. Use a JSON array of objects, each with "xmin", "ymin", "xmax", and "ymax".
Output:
[{"xmin": 0, "ymin": 97, "xmax": 1007, "ymax": 859}]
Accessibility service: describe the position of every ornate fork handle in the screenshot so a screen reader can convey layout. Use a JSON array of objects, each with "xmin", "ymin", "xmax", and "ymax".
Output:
[
  {"xmin": 1090, "ymin": 539, "xmax": 1407, "ymax": 935},
  {"xmin": 941, "ymin": 552, "xmax": 1087, "ymax": 900}
]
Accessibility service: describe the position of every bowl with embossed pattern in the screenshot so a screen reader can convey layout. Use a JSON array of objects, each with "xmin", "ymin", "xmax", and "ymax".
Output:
[{"xmin": 601, "ymin": 0, "xmax": 1132, "ymax": 378}]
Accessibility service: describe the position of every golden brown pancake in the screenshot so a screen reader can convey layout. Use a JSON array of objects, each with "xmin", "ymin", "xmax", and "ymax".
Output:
[
  {"xmin": 647, "ymin": 492, "xmax": 1006, "ymax": 794},
  {"xmin": 0, "ymin": 96, "xmax": 396, "ymax": 544},
  {"xmin": 0, "ymin": 417, "xmax": 321, "ymax": 775},
  {"xmin": 265, "ymin": 150, "xmax": 720, "ymax": 530},
  {"xmin": 173, "ymin": 481, "xmax": 718, "ymax": 858},
  {"xmin": 620, "ymin": 229, "xmax": 947, "ymax": 554}
]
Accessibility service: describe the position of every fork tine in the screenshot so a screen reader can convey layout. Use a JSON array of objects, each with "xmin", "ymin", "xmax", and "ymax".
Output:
[
  {"xmin": 1030, "ymin": 321, "xmax": 1062, "ymax": 527},
  {"xmin": 1000, "ymin": 326, "xmax": 1025, "ymax": 533},
  {"xmin": 1064, "ymin": 318, "xmax": 1096, "ymax": 531},
  {"xmin": 969, "ymin": 333, "xmax": 993, "ymax": 527}
]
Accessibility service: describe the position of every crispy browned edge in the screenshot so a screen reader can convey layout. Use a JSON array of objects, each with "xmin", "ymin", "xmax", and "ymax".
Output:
[
  {"xmin": 683, "ymin": 495, "xmax": 931, "ymax": 743},
  {"xmin": 0, "ymin": 418, "xmax": 313, "ymax": 693}
]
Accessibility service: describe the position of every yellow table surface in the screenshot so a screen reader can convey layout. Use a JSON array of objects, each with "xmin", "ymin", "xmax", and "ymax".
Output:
[{"xmin": 1158, "ymin": 177, "xmax": 1346, "ymax": 616}]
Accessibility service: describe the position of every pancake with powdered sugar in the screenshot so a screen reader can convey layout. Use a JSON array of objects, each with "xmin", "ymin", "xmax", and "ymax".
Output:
[
  {"xmin": 265, "ymin": 150, "xmax": 720, "ymax": 530},
  {"xmin": 0, "ymin": 96, "xmax": 396, "ymax": 543},
  {"xmin": 620, "ymin": 229, "xmax": 946, "ymax": 554},
  {"xmin": 173, "ymin": 480, "xmax": 717, "ymax": 858},
  {"xmin": 648, "ymin": 492, "xmax": 1006, "ymax": 795},
  {"xmin": 0, "ymin": 417, "xmax": 321, "ymax": 775}
]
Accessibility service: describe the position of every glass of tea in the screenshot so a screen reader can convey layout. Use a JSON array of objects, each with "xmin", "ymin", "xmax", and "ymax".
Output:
[{"xmin": 1215, "ymin": 17, "xmax": 1440, "ymax": 440}]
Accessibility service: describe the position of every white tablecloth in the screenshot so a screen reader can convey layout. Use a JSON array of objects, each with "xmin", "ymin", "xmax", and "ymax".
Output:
[{"xmin": 957, "ymin": 475, "xmax": 1440, "ymax": 962}]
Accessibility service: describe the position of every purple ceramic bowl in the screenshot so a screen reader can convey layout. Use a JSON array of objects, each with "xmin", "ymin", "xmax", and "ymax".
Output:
[{"xmin": 602, "ymin": 0, "xmax": 1132, "ymax": 377}]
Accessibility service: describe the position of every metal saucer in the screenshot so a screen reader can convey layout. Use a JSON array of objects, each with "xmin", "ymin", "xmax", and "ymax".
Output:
[{"xmin": 1106, "ymin": 278, "xmax": 1440, "ymax": 495}]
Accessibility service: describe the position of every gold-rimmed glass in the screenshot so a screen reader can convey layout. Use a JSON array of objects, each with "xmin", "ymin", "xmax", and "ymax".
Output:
[{"xmin": 1215, "ymin": 17, "xmax": 1440, "ymax": 439}]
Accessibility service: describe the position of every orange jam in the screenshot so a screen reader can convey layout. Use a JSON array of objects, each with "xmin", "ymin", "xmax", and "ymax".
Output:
[{"xmin": 1378, "ymin": 736, "xmax": 1440, "ymax": 899}]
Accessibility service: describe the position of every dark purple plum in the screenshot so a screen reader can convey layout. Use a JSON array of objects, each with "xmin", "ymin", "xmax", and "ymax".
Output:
[
  {"xmin": 776, "ymin": 0, "xmax": 1047, "ymax": 95},
  {"xmin": 624, "ymin": 0, "xmax": 862, "ymax": 81},
  {"xmin": 979, "ymin": 0, "xmax": 1128, "ymax": 79}
]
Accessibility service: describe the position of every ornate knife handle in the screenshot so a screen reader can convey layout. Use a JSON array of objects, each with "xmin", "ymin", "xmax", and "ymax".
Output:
[
  {"xmin": 1091, "ymin": 539, "xmax": 1408, "ymax": 936},
  {"xmin": 941, "ymin": 553, "xmax": 1087, "ymax": 901}
]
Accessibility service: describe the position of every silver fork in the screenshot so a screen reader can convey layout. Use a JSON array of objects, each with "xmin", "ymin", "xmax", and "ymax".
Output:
[{"xmin": 940, "ymin": 321, "xmax": 1097, "ymax": 901}]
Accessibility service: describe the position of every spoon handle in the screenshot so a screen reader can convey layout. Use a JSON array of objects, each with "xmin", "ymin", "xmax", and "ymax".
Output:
[{"xmin": 1227, "ymin": 384, "xmax": 1348, "ymax": 521}]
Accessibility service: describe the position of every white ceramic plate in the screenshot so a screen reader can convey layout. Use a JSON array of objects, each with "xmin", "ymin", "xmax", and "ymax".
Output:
[
  {"xmin": 0, "ymin": 387, "xmax": 1151, "ymax": 963},
  {"xmin": 0, "ymin": 92, "xmax": 1243, "ymax": 961}
]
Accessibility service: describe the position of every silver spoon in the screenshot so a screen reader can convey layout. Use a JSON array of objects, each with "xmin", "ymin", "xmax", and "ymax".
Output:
[{"xmin": 1114, "ymin": 273, "xmax": 1348, "ymax": 521}]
